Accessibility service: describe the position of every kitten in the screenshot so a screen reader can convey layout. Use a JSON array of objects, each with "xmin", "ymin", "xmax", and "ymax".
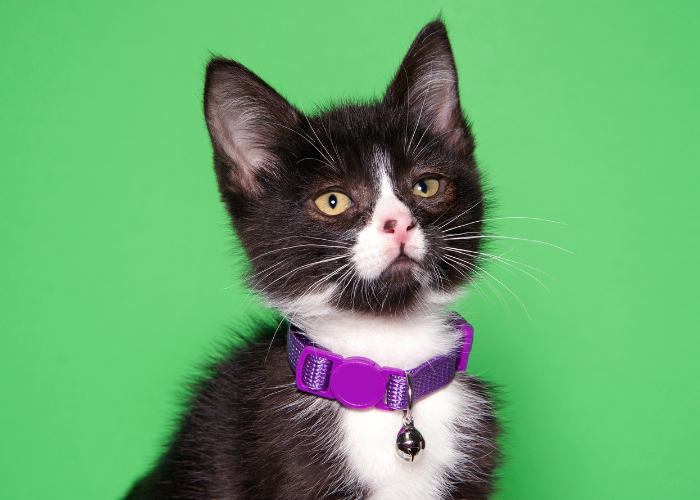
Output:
[{"xmin": 126, "ymin": 20, "xmax": 499, "ymax": 500}]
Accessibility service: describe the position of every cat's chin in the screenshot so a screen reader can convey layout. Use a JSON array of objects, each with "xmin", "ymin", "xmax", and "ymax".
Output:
[
  {"xmin": 340, "ymin": 272, "xmax": 425, "ymax": 315},
  {"xmin": 381, "ymin": 254, "xmax": 419, "ymax": 279}
]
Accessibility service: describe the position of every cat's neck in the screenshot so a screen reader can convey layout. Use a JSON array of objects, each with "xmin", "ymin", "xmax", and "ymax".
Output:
[{"xmin": 289, "ymin": 306, "xmax": 461, "ymax": 369}]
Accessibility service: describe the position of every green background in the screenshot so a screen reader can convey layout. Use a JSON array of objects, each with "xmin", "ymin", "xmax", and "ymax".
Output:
[{"xmin": 2, "ymin": 0, "xmax": 698, "ymax": 498}]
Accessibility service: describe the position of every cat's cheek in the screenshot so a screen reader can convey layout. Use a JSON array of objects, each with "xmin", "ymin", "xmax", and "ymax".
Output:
[{"xmin": 403, "ymin": 227, "xmax": 427, "ymax": 261}]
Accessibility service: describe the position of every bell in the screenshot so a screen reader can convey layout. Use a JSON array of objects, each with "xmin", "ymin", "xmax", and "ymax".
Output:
[
  {"xmin": 395, "ymin": 421, "xmax": 426, "ymax": 461},
  {"xmin": 395, "ymin": 371, "xmax": 425, "ymax": 461}
]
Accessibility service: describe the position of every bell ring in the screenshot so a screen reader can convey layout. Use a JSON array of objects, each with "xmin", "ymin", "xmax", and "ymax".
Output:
[
  {"xmin": 395, "ymin": 371, "xmax": 426, "ymax": 461},
  {"xmin": 395, "ymin": 420, "xmax": 426, "ymax": 461}
]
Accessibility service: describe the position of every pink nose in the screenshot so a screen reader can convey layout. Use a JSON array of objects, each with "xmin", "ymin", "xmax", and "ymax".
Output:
[{"xmin": 382, "ymin": 214, "xmax": 416, "ymax": 243}]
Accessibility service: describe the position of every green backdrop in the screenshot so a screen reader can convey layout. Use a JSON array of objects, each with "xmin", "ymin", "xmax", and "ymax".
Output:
[{"xmin": 2, "ymin": 1, "xmax": 698, "ymax": 498}]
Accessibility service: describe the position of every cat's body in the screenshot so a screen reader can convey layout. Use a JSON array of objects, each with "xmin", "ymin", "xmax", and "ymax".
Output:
[
  {"xmin": 127, "ymin": 20, "xmax": 500, "ymax": 499},
  {"xmin": 127, "ymin": 317, "xmax": 497, "ymax": 499}
]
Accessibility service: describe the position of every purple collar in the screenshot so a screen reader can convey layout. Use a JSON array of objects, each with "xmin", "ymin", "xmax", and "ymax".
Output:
[{"xmin": 287, "ymin": 314, "xmax": 474, "ymax": 411}]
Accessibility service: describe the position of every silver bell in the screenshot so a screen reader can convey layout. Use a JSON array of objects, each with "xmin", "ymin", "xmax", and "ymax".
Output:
[
  {"xmin": 394, "ymin": 371, "xmax": 425, "ymax": 462},
  {"xmin": 395, "ymin": 421, "xmax": 426, "ymax": 461}
]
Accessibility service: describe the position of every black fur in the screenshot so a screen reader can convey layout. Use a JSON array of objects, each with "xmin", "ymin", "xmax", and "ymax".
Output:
[{"xmin": 126, "ymin": 20, "xmax": 500, "ymax": 499}]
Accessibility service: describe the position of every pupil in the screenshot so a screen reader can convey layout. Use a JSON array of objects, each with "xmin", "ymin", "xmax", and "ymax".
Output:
[
  {"xmin": 419, "ymin": 180, "xmax": 427, "ymax": 192},
  {"xmin": 329, "ymin": 194, "xmax": 337, "ymax": 208}
]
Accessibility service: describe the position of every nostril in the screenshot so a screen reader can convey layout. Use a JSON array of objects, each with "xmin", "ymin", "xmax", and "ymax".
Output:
[
  {"xmin": 407, "ymin": 219, "xmax": 417, "ymax": 231},
  {"xmin": 383, "ymin": 219, "xmax": 398, "ymax": 233}
]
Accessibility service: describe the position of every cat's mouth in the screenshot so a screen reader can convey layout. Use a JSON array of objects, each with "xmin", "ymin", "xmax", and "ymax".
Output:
[{"xmin": 383, "ymin": 253, "xmax": 418, "ymax": 276}]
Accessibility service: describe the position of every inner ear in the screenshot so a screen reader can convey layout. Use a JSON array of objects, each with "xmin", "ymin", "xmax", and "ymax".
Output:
[
  {"xmin": 204, "ymin": 58, "xmax": 301, "ymax": 196},
  {"xmin": 384, "ymin": 20, "xmax": 471, "ymax": 154}
]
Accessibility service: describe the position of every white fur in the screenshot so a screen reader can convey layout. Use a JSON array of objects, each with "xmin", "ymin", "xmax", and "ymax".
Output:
[{"xmin": 343, "ymin": 379, "xmax": 468, "ymax": 500}]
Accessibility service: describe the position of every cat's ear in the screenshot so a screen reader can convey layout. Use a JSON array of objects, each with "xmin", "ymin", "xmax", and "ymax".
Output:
[
  {"xmin": 384, "ymin": 20, "xmax": 472, "ymax": 154},
  {"xmin": 204, "ymin": 58, "xmax": 301, "ymax": 196}
]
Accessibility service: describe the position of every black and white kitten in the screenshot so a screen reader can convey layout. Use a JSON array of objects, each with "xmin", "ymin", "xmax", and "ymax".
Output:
[{"xmin": 126, "ymin": 20, "xmax": 499, "ymax": 500}]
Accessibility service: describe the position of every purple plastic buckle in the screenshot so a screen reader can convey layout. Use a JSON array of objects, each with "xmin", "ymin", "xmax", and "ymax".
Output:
[{"xmin": 295, "ymin": 346, "xmax": 404, "ymax": 410}]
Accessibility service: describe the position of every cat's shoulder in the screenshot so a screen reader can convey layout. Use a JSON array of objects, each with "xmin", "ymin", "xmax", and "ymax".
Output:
[{"xmin": 192, "ymin": 319, "xmax": 296, "ymax": 401}]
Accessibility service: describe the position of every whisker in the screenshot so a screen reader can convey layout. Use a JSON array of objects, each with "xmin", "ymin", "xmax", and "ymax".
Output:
[
  {"xmin": 402, "ymin": 67, "xmax": 411, "ymax": 153},
  {"xmin": 406, "ymin": 62, "xmax": 431, "ymax": 154},
  {"xmin": 334, "ymin": 267, "xmax": 357, "ymax": 306},
  {"xmin": 444, "ymin": 234, "xmax": 572, "ymax": 254},
  {"xmin": 304, "ymin": 115, "xmax": 337, "ymax": 168},
  {"xmin": 302, "ymin": 262, "xmax": 351, "ymax": 297},
  {"xmin": 278, "ymin": 123, "xmax": 335, "ymax": 168},
  {"xmin": 473, "ymin": 262, "xmax": 530, "ymax": 318},
  {"xmin": 436, "ymin": 199, "xmax": 484, "ymax": 230},
  {"xmin": 249, "ymin": 259, "xmax": 289, "ymax": 281},
  {"xmin": 443, "ymin": 247, "xmax": 550, "ymax": 291},
  {"xmin": 442, "ymin": 246, "xmax": 549, "ymax": 276},
  {"xmin": 444, "ymin": 252, "xmax": 528, "ymax": 317},
  {"xmin": 412, "ymin": 127, "xmax": 460, "ymax": 160},
  {"xmin": 319, "ymin": 117, "xmax": 342, "ymax": 166},
  {"xmin": 250, "ymin": 243, "xmax": 350, "ymax": 262},
  {"xmin": 442, "ymin": 215, "xmax": 565, "ymax": 234},
  {"xmin": 256, "ymin": 255, "xmax": 348, "ymax": 294},
  {"xmin": 440, "ymin": 253, "xmax": 470, "ymax": 279},
  {"xmin": 441, "ymin": 253, "xmax": 519, "ymax": 315},
  {"xmin": 275, "ymin": 235, "xmax": 353, "ymax": 246},
  {"xmin": 295, "ymin": 157, "xmax": 334, "ymax": 169},
  {"xmin": 351, "ymin": 276, "xmax": 362, "ymax": 311},
  {"xmin": 264, "ymin": 313, "xmax": 289, "ymax": 364}
]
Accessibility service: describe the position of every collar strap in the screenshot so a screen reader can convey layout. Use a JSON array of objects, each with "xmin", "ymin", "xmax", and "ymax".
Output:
[{"xmin": 287, "ymin": 313, "xmax": 474, "ymax": 411}]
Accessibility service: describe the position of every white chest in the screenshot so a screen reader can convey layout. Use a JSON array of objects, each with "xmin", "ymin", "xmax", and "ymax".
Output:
[
  {"xmin": 340, "ymin": 381, "xmax": 467, "ymax": 500},
  {"xmin": 293, "ymin": 309, "xmax": 471, "ymax": 499}
]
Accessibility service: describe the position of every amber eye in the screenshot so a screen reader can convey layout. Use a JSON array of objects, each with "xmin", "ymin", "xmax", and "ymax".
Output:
[
  {"xmin": 314, "ymin": 191, "xmax": 352, "ymax": 216},
  {"xmin": 412, "ymin": 178, "xmax": 440, "ymax": 198}
]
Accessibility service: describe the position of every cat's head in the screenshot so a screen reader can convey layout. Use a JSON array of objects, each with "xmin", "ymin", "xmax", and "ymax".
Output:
[{"xmin": 204, "ymin": 20, "xmax": 484, "ymax": 316}]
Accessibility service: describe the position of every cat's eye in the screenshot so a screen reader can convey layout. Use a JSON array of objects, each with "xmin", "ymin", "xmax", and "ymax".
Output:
[
  {"xmin": 314, "ymin": 191, "xmax": 352, "ymax": 216},
  {"xmin": 412, "ymin": 178, "xmax": 440, "ymax": 198}
]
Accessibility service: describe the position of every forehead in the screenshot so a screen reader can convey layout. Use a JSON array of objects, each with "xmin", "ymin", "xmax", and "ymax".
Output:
[{"xmin": 291, "ymin": 104, "xmax": 446, "ymax": 187}]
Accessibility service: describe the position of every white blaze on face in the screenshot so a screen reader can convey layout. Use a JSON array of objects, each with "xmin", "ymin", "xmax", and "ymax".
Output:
[{"xmin": 351, "ymin": 152, "xmax": 427, "ymax": 280}]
